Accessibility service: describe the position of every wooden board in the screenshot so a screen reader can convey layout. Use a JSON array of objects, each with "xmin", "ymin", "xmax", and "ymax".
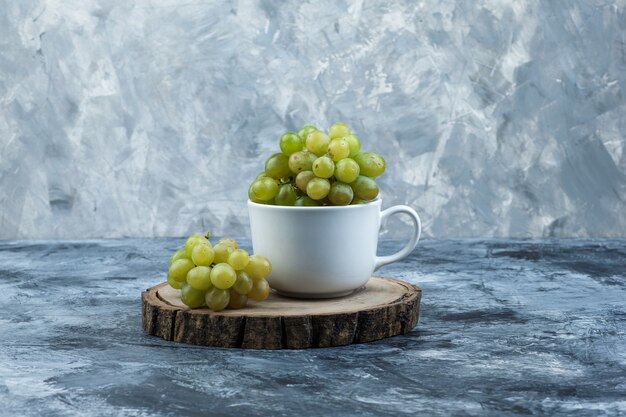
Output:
[{"xmin": 142, "ymin": 277, "xmax": 421, "ymax": 349}]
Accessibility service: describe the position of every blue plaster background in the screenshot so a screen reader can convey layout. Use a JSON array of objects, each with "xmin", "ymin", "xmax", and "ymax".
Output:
[{"xmin": 1, "ymin": 0, "xmax": 625, "ymax": 239}]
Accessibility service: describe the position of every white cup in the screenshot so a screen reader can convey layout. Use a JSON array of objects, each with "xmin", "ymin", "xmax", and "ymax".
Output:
[{"xmin": 248, "ymin": 199, "xmax": 421, "ymax": 298}]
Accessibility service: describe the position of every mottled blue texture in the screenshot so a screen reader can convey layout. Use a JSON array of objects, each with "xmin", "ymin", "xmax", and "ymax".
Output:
[
  {"xmin": 1, "ymin": 1, "xmax": 625, "ymax": 239},
  {"xmin": 1, "ymin": 238, "xmax": 625, "ymax": 416}
]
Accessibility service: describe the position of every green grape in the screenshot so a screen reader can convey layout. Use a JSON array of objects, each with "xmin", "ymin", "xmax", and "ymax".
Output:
[
  {"xmin": 297, "ymin": 125, "xmax": 318, "ymax": 141},
  {"xmin": 280, "ymin": 132, "xmax": 303, "ymax": 156},
  {"xmin": 265, "ymin": 153, "xmax": 291, "ymax": 179},
  {"xmin": 288, "ymin": 151, "xmax": 316, "ymax": 174},
  {"xmin": 305, "ymin": 152, "xmax": 318, "ymax": 169},
  {"xmin": 217, "ymin": 238, "xmax": 238, "ymax": 249},
  {"xmin": 249, "ymin": 177, "xmax": 279, "ymax": 202},
  {"xmin": 327, "ymin": 138, "xmax": 350, "ymax": 162},
  {"xmin": 295, "ymin": 170, "xmax": 315, "ymax": 193},
  {"xmin": 248, "ymin": 186, "xmax": 255, "ymax": 204},
  {"xmin": 328, "ymin": 181, "xmax": 354, "ymax": 206},
  {"xmin": 294, "ymin": 196, "xmax": 320, "ymax": 206},
  {"xmin": 329, "ymin": 122, "xmax": 350, "ymax": 139},
  {"xmin": 351, "ymin": 175, "xmax": 379, "ymax": 200},
  {"xmin": 306, "ymin": 177, "xmax": 331, "ymax": 200},
  {"xmin": 305, "ymin": 130, "xmax": 330, "ymax": 156},
  {"xmin": 246, "ymin": 122, "xmax": 386, "ymax": 207},
  {"xmin": 167, "ymin": 274, "xmax": 184, "ymax": 289},
  {"xmin": 169, "ymin": 248, "xmax": 187, "ymax": 265},
  {"xmin": 350, "ymin": 197, "xmax": 369, "ymax": 204},
  {"xmin": 228, "ymin": 249, "xmax": 250, "ymax": 270},
  {"xmin": 186, "ymin": 266, "xmax": 213, "ymax": 290},
  {"xmin": 275, "ymin": 184, "xmax": 298, "ymax": 206},
  {"xmin": 248, "ymin": 183, "xmax": 259, "ymax": 202},
  {"xmin": 181, "ymin": 284, "xmax": 206, "ymax": 308},
  {"xmin": 354, "ymin": 152, "xmax": 386, "ymax": 177},
  {"xmin": 228, "ymin": 291, "xmax": 248, "ymax": 309},
  {"xmin": 213, "ymin": 243, "xmax": 234, "ymax": 264},
  {"xmin": 184, "ymin": 234, "xmax": 210, "ymax": 258},
  {"xmin": 205, "ymin": 288, "xmax": 230, "ymax": 312},
  {"xmin": 168, "ymin": 258, "xmax": 195, "ymax": 282},
  {"xmin": 312, "ymin": 156, "xmax": 335, "ymax": 179},
  {"xmin": 210, "ymin": 262, "xmax": 237, "ymax": 289},
  {"xmin": 191, "ymin": 244, "xmax": 215, "ymax": 266},
  {"xmin": 345, "ymin": 134, "xmax": 361, "ymax": 157},
  {"xmin": 248, "ymin": 278, "xmax": 270, "ymax": 301},
  {"xmin": 233, "ymin": 271, "xmax": 253, "ymax": 295},
  {"xmin": 335, "ymin": 158, "xmax": 360, "ymax": 183},
  {"xmin": 245, "ymin": 255, "xmax": 272, "ymax": 280}
]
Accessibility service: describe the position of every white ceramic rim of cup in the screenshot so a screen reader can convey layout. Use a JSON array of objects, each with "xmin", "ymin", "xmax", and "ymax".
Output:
[{"xmin": 247, "ymin": 198, "xmax": 381, "ymax": 210}]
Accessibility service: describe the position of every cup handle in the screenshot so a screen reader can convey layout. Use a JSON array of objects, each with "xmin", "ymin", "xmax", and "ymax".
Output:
[{"xmin": 374, "ymin": 205, "xmax": 421, "ymax": 271}]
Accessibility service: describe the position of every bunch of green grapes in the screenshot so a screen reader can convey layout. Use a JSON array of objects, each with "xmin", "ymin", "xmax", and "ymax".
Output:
[
  {"xmin": 167, "ymin": 234, "xmax": 272, "ymax": 311},
  {"xmin": 248, "ymin": 122, "xmax": 385, "ymax": 206}
]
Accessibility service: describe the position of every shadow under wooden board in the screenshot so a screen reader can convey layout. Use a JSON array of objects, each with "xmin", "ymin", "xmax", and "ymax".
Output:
[{"xmin": 142, "ymin": 277, "xmax": 421, "ymax": 349}]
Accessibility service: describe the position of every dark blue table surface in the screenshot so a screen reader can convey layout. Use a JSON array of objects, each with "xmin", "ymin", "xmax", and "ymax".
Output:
[{"xmin": 1, "ymin": 238, "xmax": 625, "ymax": 416}]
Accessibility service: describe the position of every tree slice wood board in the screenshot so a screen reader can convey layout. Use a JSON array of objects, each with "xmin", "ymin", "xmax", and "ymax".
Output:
[{"xmin": 142, "ymin": 277, "xmax": 421, "ymax": 349}]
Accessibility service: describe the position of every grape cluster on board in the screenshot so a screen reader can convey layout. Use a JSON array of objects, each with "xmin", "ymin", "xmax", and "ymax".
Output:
[
  {"xmin": 167, "ymin": 234, "xmax": 272, "ymax": 311},
  {"xmin": 249, "ymin": 123, "xmax": 386, "ymax": 206}
]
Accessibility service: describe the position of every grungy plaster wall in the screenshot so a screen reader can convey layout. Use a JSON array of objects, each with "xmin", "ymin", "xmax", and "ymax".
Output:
[{"xmin": 1, "ymin": 0, "xmax": 625, "ymax": 238}]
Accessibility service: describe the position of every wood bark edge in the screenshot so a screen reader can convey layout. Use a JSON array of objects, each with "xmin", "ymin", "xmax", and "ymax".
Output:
[{"xmin": 141, "ymin": 277, "xmax": 421, "ymax": 349}]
